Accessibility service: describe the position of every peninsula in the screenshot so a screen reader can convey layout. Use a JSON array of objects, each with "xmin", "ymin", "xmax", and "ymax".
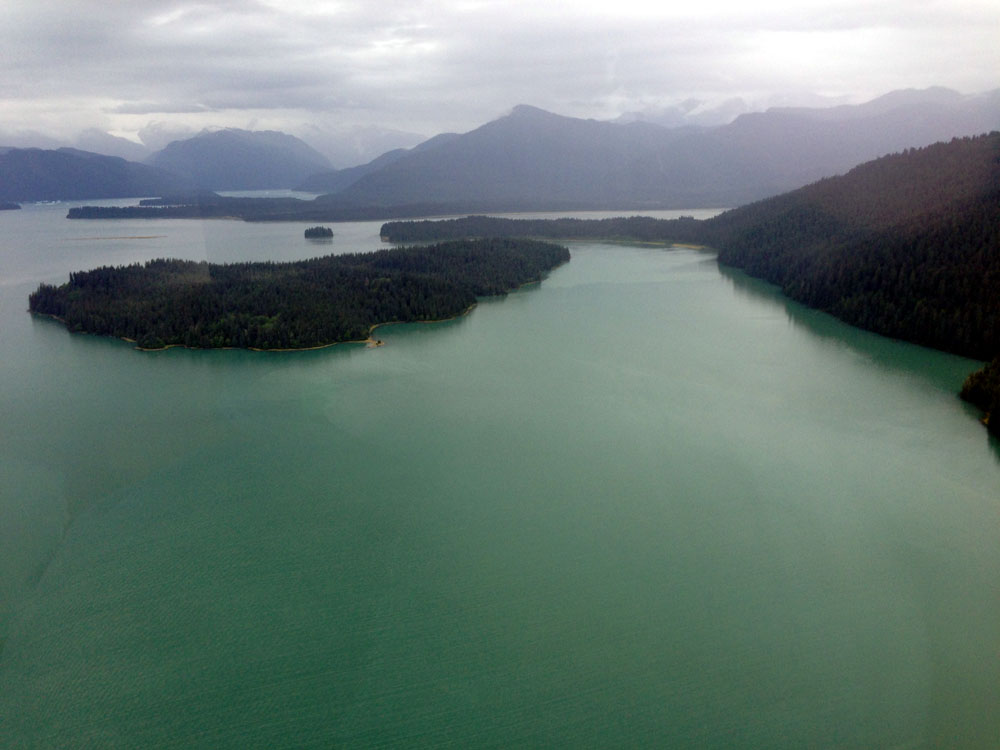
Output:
[{"xmin": 28, "ymin": 238, "xmax": 569, "ymax": 351}]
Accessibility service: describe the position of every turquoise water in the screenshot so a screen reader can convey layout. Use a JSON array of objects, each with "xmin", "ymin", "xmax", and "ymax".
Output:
[{"xmin": 1, "ymin": 203, "xmax": 998, "ymax": 748}]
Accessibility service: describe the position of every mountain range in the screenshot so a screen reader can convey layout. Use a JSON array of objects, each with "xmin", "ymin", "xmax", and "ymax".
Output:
[
  {"xmin": 296, "ymin": 133, "xmax": 460, "ymax": 193},
  {"xmin": 2, "ymin": 87, "xmax": 998, "ymax": 206},
  {"xmin": 317, "ymin": 88, "xmax": 1000, "ymax": 211},
  {"xmin": 146, "ymin": 129, "xmax": 332, "ymax": 190},
  {"xmin": 0, "ymin": 129, "xmax": 334, "ymax": 200}
]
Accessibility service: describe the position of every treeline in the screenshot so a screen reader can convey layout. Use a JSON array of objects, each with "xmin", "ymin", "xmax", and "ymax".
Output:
[
  {"xmin": 380, "ymin": 134, "xmax": 1000, "ymax": 432},
  {"xmin": 380, "ymin": 215, "xmax": 706, "ymax": 244},
  {"xmin": 712, "ymin": 190, "xmax": 1000, "ymax": 357},
  {"xmin": 28, "ymin": 238, "xmax": 569, "ymax": 351},
  {"xmin": 67, "ymin": 193, "xmax": 309, "ymax": 220},
  {"xmin": 304, "ymin": 226, "xmax": 333, "ymax": 238}
]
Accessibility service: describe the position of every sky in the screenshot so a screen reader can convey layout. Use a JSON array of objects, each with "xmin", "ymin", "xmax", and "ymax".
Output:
[{"xmin": 2, "ymin": 0, "xmax": 999, "ymax": 164}]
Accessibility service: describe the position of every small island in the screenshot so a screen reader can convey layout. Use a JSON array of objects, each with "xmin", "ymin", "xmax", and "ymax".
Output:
[
  {"xmin": 28, "ymin": 238, "xmax": 569, "ymax": 351},
  {"xmin": 304, "ymin": 226, "xmax": 334, "ymax": 239},
  {"xmin": 0, "ymin": 201, "xmax": 21, "ymax": 211}
]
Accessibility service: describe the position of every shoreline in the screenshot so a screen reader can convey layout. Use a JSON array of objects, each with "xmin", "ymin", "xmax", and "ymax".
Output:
[{"xmin": 29, "ymin": 304, "xmax": 482, "ymax": 354}]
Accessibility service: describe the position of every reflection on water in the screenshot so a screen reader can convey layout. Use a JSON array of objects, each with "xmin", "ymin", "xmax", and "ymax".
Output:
[
  {"xmin": 719, "ymin": 259, "xmax": 1000, "ymax": 463},
  {"xmin": 717, "ymin": 261, "xmax": 983, "ymax": 392}
]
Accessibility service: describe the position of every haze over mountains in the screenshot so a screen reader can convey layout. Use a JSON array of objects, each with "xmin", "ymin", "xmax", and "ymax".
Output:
[
  {"xmin": 1, "ymin": 87, "xmax": 998, "ymax": 207},
  {"xmin": 319, "ymin": 87, "xmax": 1000, "ymax": 211},
  {"xmin": 0, "ymin": 148, "xmax": 190, "ymax": 203},
  {"xmin": 146, "ymin": 129, "xmax": 332, "ymax": 191},
  {"xmin": 296, "ymin": 133, "xmax": 461, "ymax": 194},
  {"xmin": 0, "ymin": 129, "xmax": 333, "ymax": 200}
]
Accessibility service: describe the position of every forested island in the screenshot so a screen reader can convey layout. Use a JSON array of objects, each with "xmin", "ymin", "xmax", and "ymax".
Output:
[
  {"xmin": 304, "ymin": 226, "xmax": 334, "ymax": 238},
  {"xmin": 28, "ymin": 238, "xmax": 569, "ymax": 351},
  {"xmin": 382, "ymin": 133, "xmax": 1000, "ymax": 434}
]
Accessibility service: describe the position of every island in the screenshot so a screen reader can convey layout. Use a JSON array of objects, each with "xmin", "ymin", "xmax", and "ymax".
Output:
[
  {"xmin": 304, "ymin": 226, "xmax": 334, "ymax": 239},
  {"xmin": 28, "ymin": 238, "xmax": 569, "ymax": 351},
  {"xmin": 0, "ymin": 201, "xmax": 20, "ymax": 211}
]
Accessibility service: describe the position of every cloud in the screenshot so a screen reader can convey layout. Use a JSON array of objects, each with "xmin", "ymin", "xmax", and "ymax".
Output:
[
  {"xmin": 1, "ymin": 0, "xmax": 997, "ymax": 143},
  {"xmin": 111, "ymin": 103, "xmax": 215, "ymax": 116},
  {"xmin": 136, "ymin": 121, "xmax": 200, "ymax": 151}
]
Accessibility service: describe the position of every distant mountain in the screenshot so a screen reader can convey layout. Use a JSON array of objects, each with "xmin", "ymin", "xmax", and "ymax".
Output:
[
  {"xmin": 768, "ymin": 86, "xmax": 968, "ymax": 120},
  {"xmin": 147, "ymin": 129, "xmax": 333, "ymax": 190},
  {"xmin": 0, "ymin": 147, "xmax": 191, "ymax": 202},
  {"xmin": 296, "ymin": 132, "xmax": 460, "ymax": 193},
  {"xmin": 616, "ymin": 97, "xmax": 751, "ymax": 128},
  {"xmin": 296, "ymin": 148, "xmax": 410, "ymax": 194},
  {"xmin": 296, "ymin": 124, "xmax": 427, "ymax": 168},
  {"xmin": 0, "ymin": 129, "xmax": 154, "ymax": 161},
  {"xmin": 0, "ymin": 130, "xmax": 63, "ymax": 150},
  {"xmin": 323, "ymin": 105, "xmax": 693, "ymax": 208},
  {"xmin": 74, "ymin": 129, "xmax": 152, "ymax": 162},
  {"xmin": 320, "ymin": 88, "xmax": 1000, "ymax": 211},
  {"xmin": 715, "ymin": 88, "xmax": 1000, "ymax": 185}
]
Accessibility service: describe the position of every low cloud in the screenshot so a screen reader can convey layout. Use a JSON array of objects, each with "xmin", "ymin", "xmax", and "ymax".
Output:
[{"xmin": 2, "ymin": 0, "xmax": 997, "ymax": 145}]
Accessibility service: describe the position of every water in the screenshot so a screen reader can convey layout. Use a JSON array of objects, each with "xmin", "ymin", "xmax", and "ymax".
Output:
[{"xmin": 1, "ymin": 203, "xmax": 997, "ymax": 748}]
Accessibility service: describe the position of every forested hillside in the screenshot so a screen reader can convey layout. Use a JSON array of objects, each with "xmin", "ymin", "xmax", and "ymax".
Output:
[
  {"xmin": 29, "ymin": 239, "xmax": 569, "ymax": 351},
  {"xmin": 709, "ymin": 134, "xmax": 1000, "ymax": 433},
  {"xmin": 706, "ymin": 134, "xmax": 1000, "ymax": 358}
]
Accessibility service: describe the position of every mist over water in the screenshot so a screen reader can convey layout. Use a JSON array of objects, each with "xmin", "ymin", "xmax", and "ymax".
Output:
[{"xmin": 1, "ymin": 205, "xmax": 997, "ymax": 748}]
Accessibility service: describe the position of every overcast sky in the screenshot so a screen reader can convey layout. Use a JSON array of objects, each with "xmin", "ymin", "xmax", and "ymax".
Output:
[{"xmin": 3, "ymin": 0, "xmax": 998, "ymax": 159}]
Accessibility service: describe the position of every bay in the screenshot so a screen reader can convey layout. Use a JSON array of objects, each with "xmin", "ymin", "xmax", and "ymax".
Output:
[{"xmin": 0, "ymin": 202, "xmax": 997, "ymax": 748}]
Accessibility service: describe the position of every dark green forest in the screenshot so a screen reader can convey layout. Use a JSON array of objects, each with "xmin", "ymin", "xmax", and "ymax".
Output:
[
  {"xmin": 704, "ymin": 135, "xmax": 1000, "ymax": 358},
  {"xmin": 380, "ymin": 215, "xmax": 707, "ymax": 245},
  {"xmin": 304, "ymin": 226, "xmax": 334, "ymax": 238},
  {"xmin": 29, "ymin": 238, "xmax": 569, "ymax": 351},
  {"xmin": 382, "ymin": 134, "xmax": 1000, "ymax": 433}
]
